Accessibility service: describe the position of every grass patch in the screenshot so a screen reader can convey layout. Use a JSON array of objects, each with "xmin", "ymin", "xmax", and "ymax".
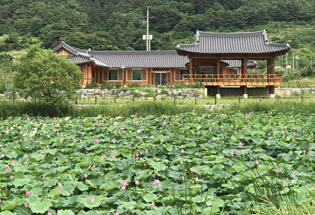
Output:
[{"xmin": 229, "ymin": 100, "xmax": 315, "ymax": 114}]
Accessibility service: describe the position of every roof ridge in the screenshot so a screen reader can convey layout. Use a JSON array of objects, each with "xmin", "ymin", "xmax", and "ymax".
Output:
[{"xmin": 198, "ymin": 30, "xmax": 265, "ymax": 37}]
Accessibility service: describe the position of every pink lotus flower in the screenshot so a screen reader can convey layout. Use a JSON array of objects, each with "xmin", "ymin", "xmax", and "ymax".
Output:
[
  {"xmin": 275, "ymin": 169, "xmax": 279, "ymax": 174},
  {"xmin": 24, "ymin": 202, "xmax": 28, "ymax": 207},
  {"xmin": 58, "ymin": 182, "xmax": 62, "ymax": 186},
  {"xmin": 195, "ymin": 177, "xmax": 199, "ymax": 182},
  {"xmin": 135, "ymin": 180, "xmax": 139, "ymax": 184},
  {"xmin": 114, "ymin": 212, "xmax": 119, "ymax": 215},
  {"xmin": 26, "ymin": 191, "xmax": 30, "ymax": 196},
  {"xmin": 84, "ymin": 174, "xmax": 88, "ymax": 178},
  {"xmin": 90, "ymin": 197, "xmax": 95, "ymax": 203},
  {"xmin": 182, "ymin": 176, "xmax": 185, "ymax": 181},
  {"xmin": 291, "ymin": 172, "xmax": 295, "ymax": 177},
  {"xmin": 303, "ymin": 150, "xmax": 306, "ymax": 155},
  {"xmin": 239, "ymin": 142, "xmax": 242, "ymax": 147},
  {"xmin": 153, "ymin": 179, "xmax": 160, "ymax": 185},
  {"xmin": 152, "ymin": 200, "xmax": 155, "ymax": 206},
  {"xmin": 206, "ymin": 201, "xmax": 211, "ymax": 207},
  {"xmin": 281, "ymin": 131, "xmax": 285, "ymax": 135},
  {"xmin": 12, "ymin": 160, "xmax": 17, "ymax": 165},
  {"xmin": 256, "ymin": 160, "xmax": 259, "ymax": 165},
  {"xmin": 163, "ymin": 120, "xmax": 166, "ymax": 126},
  {"xmin": 24, "ymin": 154, "xmax": 28, "ymax": 158},
  {"xmin": 230, "ymin": 151, "xmax": 234, "ymax": 156},
  {"xmin": 190, "ymin": 168, "xmax": 194, "ymax": 173},
  {"xmin": 58, "ymin": 189, "xmax": 61, "ymax": 194},
  {"xmin": 48, "ymin": 212, "xmax": 52, "ymax": 215},
  {"xmin": 10, "ymin": 175, "xmax": 13, "ymax": 180},
  {"xmin": 6, "ymin": 165, "xmax": 11, "ymax": 172},
  {"xmin": 121, "ymin": 180, "xmax": 127, "ymax": 186}
]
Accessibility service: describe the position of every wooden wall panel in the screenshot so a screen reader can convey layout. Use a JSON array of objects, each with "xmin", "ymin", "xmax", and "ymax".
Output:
[
  {"xmin": 118, "ymin": 69, "xmax": 122, "ymax": 80},
  {"xmin": 175, "ymin": 69, "xmax": 180, "ymax": 80},
  {"xmin": 56, "ymin": 48, "xmax": 72, "ymax": 55},
  {"xmin": 142, "ymin": 68, "xmax": 146, "ymax": 80},
  {"xmin": 127, "ymin": 68, "xmax": 132, "ymax": 80}
]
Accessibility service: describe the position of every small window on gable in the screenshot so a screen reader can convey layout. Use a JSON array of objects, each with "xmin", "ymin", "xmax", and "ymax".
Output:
[
  {"xmin": 109, "ymin": 70, "xmax": 117, "ymax": 80},
  {"xmin": 132, "ymin": 70, "xmax": 142, "ymax": 81}
]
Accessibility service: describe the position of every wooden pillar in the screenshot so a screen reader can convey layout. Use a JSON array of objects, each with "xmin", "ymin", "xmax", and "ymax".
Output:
[
  {"xmin": 242, "ymin": 86, "xmax": 248, "ymax": 98},
  {"xmin": 242, "ymin": 57, "xmax": 247, "ymax": 82},
  {"xmin": 216, "ymin": 86, "xmax": 221, "ymax": 98},
  {"xmin": 268, "ymin": 56, "xmax": 275, "ymax": 97},
  {"xmin": 97, "ymin": 68, "xmax": 100, "ymax": 84},
  {"xmin": 189, "ymin": 56, "xmax": 193, "ymax": 75},
  {"xmin": 216, "ymin": 58, "xmax": 220, "ymax": 75},
  {"xmin": 87, "ymin": 64, "xmax": 92, "ymax": 84},
  {"xmin": 269, "ymin": 86, "xmax": 275, "ymax": 94},
  {"xmin": 122, "ymin": 69, "xmax": 126, "ymax": 86}
]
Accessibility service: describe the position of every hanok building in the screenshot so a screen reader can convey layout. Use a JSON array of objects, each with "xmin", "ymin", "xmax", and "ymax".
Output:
[
  {"xmin": 176, "ymin": 30, "xmax": 290, "ymax": 97},
  {"xmin": 53, "ymin": 30, "xmax": 290, "ymax": 97}
]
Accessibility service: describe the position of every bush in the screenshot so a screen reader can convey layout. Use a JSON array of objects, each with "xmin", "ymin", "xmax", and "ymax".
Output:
[
  {"xmin": 101, "ymin": 82, "xmax": 113, "ymax": 90},
  {"xmin": 128, "ymin": 83, "xmax": 141, "ymax": 88},
  {"xmin": 174, "ymin": 83, "xmax": 187, "ymax": 89},
  {"xmin": 188, "ymin": 81, "xmax": 205, "ymax": 88},
  {"xmin": 115, "ymin": 82, "xmax": 121, "ymax": 89},
  {"xmin": 86, "ymin": 78, "xmax": 98, "ymax": 89}
]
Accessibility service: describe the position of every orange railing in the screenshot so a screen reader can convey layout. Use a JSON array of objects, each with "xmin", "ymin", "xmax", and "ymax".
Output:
[{"xmin": 182, "ymin": 74, "xmax": 283, "ymax": 86}]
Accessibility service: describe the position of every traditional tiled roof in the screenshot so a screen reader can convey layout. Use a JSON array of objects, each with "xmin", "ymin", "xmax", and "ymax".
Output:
[
  {"xmin": 54, "ymin": 42, "xmax": 109, "ymax": 68},
  {"xmin": 66, "ymin": 55, "xmax": 92, "ymax": 64},
  {"xmin": 176, "ymin": 30, "xmax": 290, "ymax": 55},
  {"xmin": 53, "ymin": 42, "xmax": 256, "ymax": 68},
  {"xmin": 52, "ymin": 41, "xmax": 87, "ymax": 55},
  {"xmin": 90, "ymin": 50, "xmax": 188, "ymax": 68}
]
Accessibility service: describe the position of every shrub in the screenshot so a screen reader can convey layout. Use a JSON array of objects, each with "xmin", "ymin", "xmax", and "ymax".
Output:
[
  {"xmin": 128, "ymin": 83, "xmax": 141, "ymax": 88},
  {"xmin": 115, "ymin": 82, "xmax": 121, "ymax": 89},
  {"xmin": 101, "ymin": 82, "xmax": 113, "ymax": 90},
  {"xmin": 174, "ymin": 83, "xmax": 187, "ymax": 89},
  {"xmin": 188, "ymin": 81, "xmax": 205, "ymax": 88}
]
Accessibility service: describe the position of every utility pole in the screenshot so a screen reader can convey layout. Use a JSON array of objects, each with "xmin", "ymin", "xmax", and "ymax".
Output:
[
  {"xmin": 292, "ymin": 47, "xmax": 295, "ymax": 71},
  {"xmin": 286, "ymin": 53, "xmax": 288, "ymax": 74},
  {"xmin": 143, "ymin": 7, "xmax": 153, "ymax": 51}
]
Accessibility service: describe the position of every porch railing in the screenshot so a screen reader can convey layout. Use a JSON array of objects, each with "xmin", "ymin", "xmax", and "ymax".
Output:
[{"xmin": 182, "ymin": 74, "xmax": 283, "ymax": 86}]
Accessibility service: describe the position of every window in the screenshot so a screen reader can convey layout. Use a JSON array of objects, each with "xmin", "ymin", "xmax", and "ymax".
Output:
[
  {"xmin": 109, "ymin": 70, "xmax": 117, "ymax": 80},
  {"xmin": 132, "ymin": 70, "xmax": 142, "ymax": 81},
  {"xmin": 233, "ymin": 69, "xmax": 238, "ymax": 75},
  {"xmin": 180, "ymin": 69, "xmax": 189, "ymax": 80}
]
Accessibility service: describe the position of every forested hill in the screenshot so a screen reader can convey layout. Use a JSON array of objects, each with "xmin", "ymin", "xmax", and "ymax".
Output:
[{"xmin": 0, "ymin": 0, "xmax": 315, "ymax": 51}]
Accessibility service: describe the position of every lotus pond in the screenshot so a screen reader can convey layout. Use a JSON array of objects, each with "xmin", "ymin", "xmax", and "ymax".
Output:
[{"xmin": 0, "ymin": 112, "xmax": 314, "ymax": 215}]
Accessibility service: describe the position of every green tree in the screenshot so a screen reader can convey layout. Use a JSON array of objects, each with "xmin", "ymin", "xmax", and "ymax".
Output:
[{"xmin": 14, "ymin": 46, "xmax": 81, "ymax": 107}]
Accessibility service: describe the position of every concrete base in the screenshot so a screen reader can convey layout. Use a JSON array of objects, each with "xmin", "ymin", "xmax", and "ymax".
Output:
[
  {"xmin": 216, "ymin": 94, "xmax": 221, "ymax": 99},
  {"xmin": 269, "ymin": 94, "xmax": 276, "ymax": 99},
  {"xmin": 243, "ymin": 94, "xmax": 248, "ymax": 99}
]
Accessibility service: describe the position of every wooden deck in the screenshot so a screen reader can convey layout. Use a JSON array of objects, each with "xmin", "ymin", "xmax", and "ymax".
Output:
[{"xmin": 182, "ymin": 74, "xmax": 283, "ymax": 86}]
